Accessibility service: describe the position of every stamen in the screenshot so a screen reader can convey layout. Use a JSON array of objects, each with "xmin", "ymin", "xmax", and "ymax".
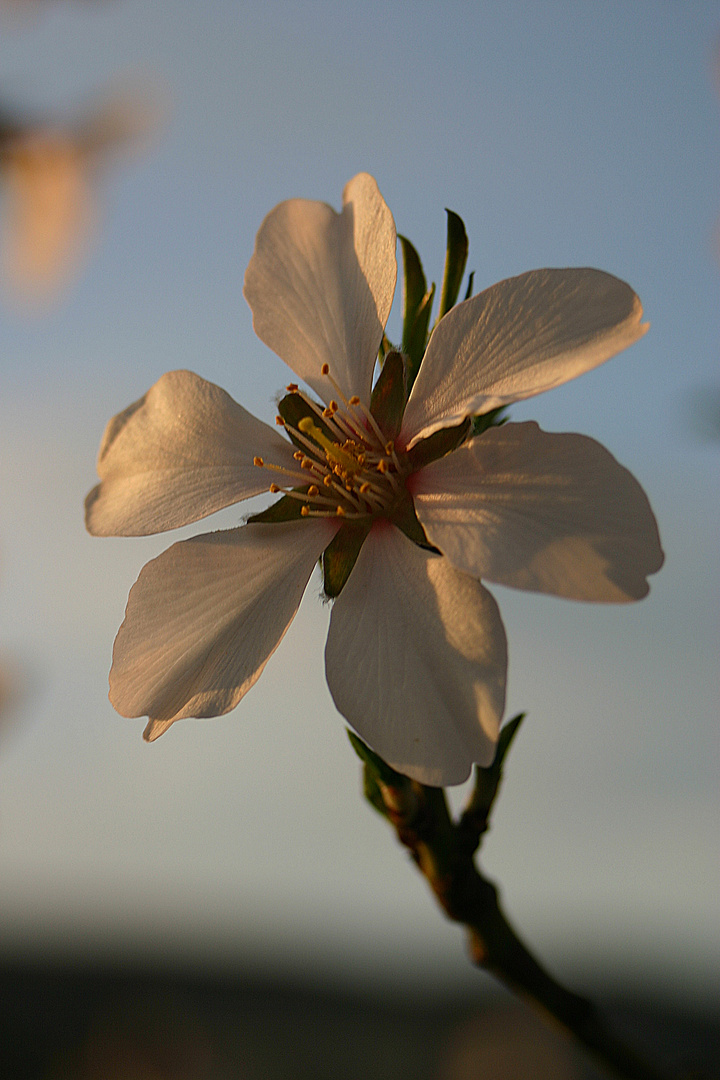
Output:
[
  {"xmin": 275, "ymin": 416, "xmax": 285, "ymax": 426},
  {"xmin": 253, "ymin": 456, "xmax": 264, "ymax": 467},
  {"xmin": 297, "ymin": 417, "xmax": 363, "ymax": 476},
  {"xmin": 286, "ymin": 383, "xmax": 298, "ymax": 392},
  {"xmin": 301, "ymin": 505, "xmax": 310, "ymax": 516}
]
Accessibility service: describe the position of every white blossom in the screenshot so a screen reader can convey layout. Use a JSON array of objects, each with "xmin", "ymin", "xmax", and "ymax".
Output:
[{"xmin": 86, "ymin": 174, "xmax": 663, "ymax": 785}]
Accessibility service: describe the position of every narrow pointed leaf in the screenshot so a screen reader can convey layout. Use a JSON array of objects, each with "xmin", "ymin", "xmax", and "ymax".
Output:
[
  {"xmin": 460, "ymin": 713, "xmax": 525, "ymax": 847},
  {"xmin": 346, "ymin": 730, "xmax": 408, "ymax": 788},
  {"xmin": 405, "ymin": 285, "xmax": 435, "ymax": 393},
  {"xmin": 370, "ymin": 350, "xmax": 407, "ymax": 440},
  {"xmin": 363, "ymin": 765, "xmax": 391, "ymax": 818},
  {"xmin": 399, "ymin": 234, "xmax": 435, "ymax": 393},
  {"xmin": 437, "ymin": 209, "xmax": 469, "ymax": 321},
  {"xmin": 399, "ymin": 234, "xmax": 427, "ymax": 344},
  {"xmin": 469, "ymin": 405, "xmax": 509, "ymax": 437}
]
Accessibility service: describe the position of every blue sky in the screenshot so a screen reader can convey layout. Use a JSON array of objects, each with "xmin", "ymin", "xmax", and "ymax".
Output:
[{"xmin": 0, "ymin": 0, "xmax": 718, "ymax": 998}]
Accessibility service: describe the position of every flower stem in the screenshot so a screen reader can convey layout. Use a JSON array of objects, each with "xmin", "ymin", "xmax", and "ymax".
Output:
[{"xmin": 381, "ymin": 781, "xmax": 683, "ymax": 1080}]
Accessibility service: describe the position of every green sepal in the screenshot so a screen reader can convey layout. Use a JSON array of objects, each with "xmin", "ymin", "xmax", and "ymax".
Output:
[
  {"xmin": 391, "ymin": 491, "xmax": 438, "ymax": 551},
  {"xmin": 247, "ymin": 492, "xmax": 308, "ymax": 524},
  {"xmin": 370, "ymin": 350, "xmax": 406, "ymax": 441},
  {"xmin": 321, "ymin": 522, "xmax": 370, "ymax": 598},
  {"xmin": 469, "ymin": 406, "xmax": 508, "ymax": 438},
  {"xmin": 398, "ymin": 235, "xmax": 436, "ymax": 393},
  {"xmin": 437, "ymin": 210, "xmax": 469, "ymax": 322},
  {"xmin": 378, "ymin": 333, "xmax": 395, "ymax": 365},
  {"xmin": 405, "ymin": 418, "xmax": 470, "ymax": 472},
  {"xmin": 464, "ymin": 270, "xmax": 475, "ymax": 301},
  {"xmin": 277, "ymin": 392, "xmax": 333, "ymax": 450},
  {"xmin": 459, "ymin": 713, "xmax": 525, "ymax": 850}
]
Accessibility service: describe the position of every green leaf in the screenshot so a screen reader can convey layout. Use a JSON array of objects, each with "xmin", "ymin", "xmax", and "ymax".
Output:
[
  {"xmin": 346, "ymin": 730, "xmax": 408, "ymax": 788},
  {"xmin": 460, "ymin": 714, "xmax": 525, "ymax": 848},
  {"xmin": 437, "ymin": 210, "xmax": 469, "ymax": 322},
  {"xmin": 405, "ymin": 418, "xmax": 470, "ymax": 472},
  {"xmin": 363, "ymin": 765, "xmax": 390, "ymax": 818},
  {"xmin": 391, "ymin": 491, "xmax": 438, "ymax": 551},
  {"xmin": 399, "ymin": 234, "xmax": 426, "ymax": 338},
  {"xmin": 322, "ymin": 522, "xmax": 370, "ymax": 598},
  {"xmin": 247, "ymin": 491, "xmax": 307, "ymax": 523},
  {"xmin": 469, "ymin": 406, "xmax": 509, "ymax": 438},
  {"xmin": 398, "ymin": 235, "xmax": 435, "ymax": 394},
  {"xmin": 370, "ymin": 350, "xmax": 406, "ymax": 440}
]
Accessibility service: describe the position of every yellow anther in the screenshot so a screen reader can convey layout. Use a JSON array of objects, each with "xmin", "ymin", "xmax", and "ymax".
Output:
[
  {"xmin": 301, "ymin": 458, "xmax": 314, "ymax": 470},
  {"xmin": 298, "ymin": 416, "xmax": 362, "ymax": 476},
  {"xmin": 307, "ymin": 485, "xmax": 319, "ymax": 496},
  {"xmin": 275, "ymin": 416, "xmax": 285, "ymax": 426},
  {"xmin": 323, "ymin": 475, "xmax": 333, "ymax": 487},
  {"xmin": 286, "ymin": 383, "xmax": 299, "ymax": 392},
  {"xmin": 329, "ymin": 400, "xmax": 338, "ymax": 412},
  {"xmin": 253, "ymin": 456, "xmax": 264, "ymax": 467},
  {"xmin": 359, "ymin": 482, "xmax": 370, "ymax": 494},
  {"xmin": 301, "ymin": 505, "xmax": 310, "ymax": 517},
  {"xmin": 377, "ymin": 459, "xmax": 388, "ymax": 473},
  {"xmin": 293, "ymin": 450, "xmax": 304, "ymax": 461},
  {"xmin": 349, "ymin": 396, "xmax": 360, "ymax": 406},
  {"xmin": 335, "ymin": 506, "xmax": 346, "ymax": 516},
  {"xmin": 385, "ymin": 441, "xmax": 394, "ymax": 454},
  {"xmin": 269, "ymin": 483, "xmax": 280, "ymax": 493},
  {"xmin": 321, "ymin": 363, "xmax": 330, "ymax": 376}
]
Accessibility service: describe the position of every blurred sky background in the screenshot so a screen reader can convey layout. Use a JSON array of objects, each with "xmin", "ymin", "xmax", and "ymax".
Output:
[{"xmin": 0, "ymin": 0, "xmax": 717, "ymax": 1003}]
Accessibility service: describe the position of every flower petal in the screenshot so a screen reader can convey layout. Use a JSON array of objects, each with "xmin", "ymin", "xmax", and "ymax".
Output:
[
  {"xmin": 243, "ymin": 173, "xmax": 397, "ymax": 406},
  {"xmin": 401, "ymin": 269, "xmax": 647, "ymax": 446},
  {"xmin": 412, "ymin": 422, "xmax": 664, "ymax": 601},
  {"xmin": 109, "ymin": 519, "xmax": 337, "ymax": 733},
  {"xmin": 325, "ymin": 523, "xmax": 507, "ymax": 786},
  {"xmin": 85, "ymin": 370, "xmax": 298, "ymax": 536}
]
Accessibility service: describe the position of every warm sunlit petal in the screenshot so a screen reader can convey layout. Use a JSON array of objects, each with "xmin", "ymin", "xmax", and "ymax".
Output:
[
  {"xmin": 325, "ymin": 524, "xmax": 507, "ymax": 786},
  {"xmin": 401, "ymin": 269, "xmax": 647, "ymax": 446},
  {"xmin": 85, "ymin": 370, "xmax": 298, "ymax": 536},
  {"xmin": 110, "ymin": 519, "xmax": 338, "ymax": 735},
  {"xmin": 411, "ymin": 422, "xmax": 664, "ymax": 601},
  {"xmin": 243, "ymin": 172, "xmax": 397, "ymax": 405}
]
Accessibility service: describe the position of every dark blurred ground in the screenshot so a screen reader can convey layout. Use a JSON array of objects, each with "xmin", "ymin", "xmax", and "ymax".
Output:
[{"xmin": 0, "ymin": 963, "xmax": 717, "ymax": 1079}]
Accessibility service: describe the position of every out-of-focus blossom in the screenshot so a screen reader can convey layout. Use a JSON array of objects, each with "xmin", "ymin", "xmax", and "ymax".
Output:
[
  {"xmin": 87, "ymin": 174, "xmax": 663, "ymax": 785},
  {"xmin": 0, "ymin": 88, "xmax": 158, "ymax": 303}
]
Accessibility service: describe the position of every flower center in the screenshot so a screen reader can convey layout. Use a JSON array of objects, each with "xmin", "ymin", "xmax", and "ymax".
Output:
[{"xmin": 253, "ymin": 365, "xmax": 407, "ymax": 521}]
